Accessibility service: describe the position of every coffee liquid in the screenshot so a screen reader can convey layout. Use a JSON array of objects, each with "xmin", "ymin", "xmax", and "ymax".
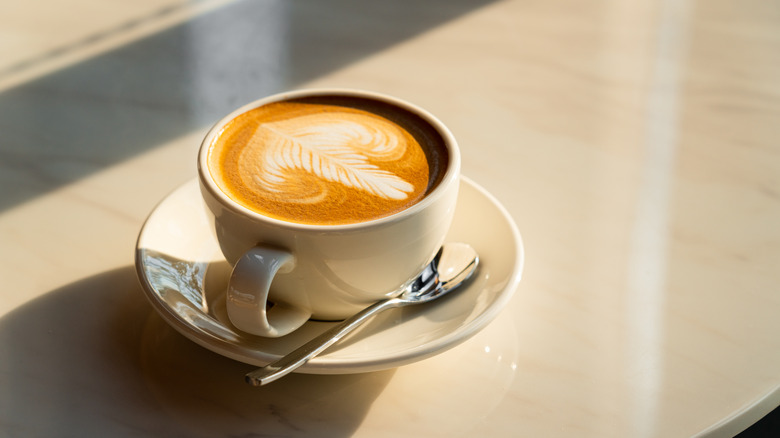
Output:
[{"xmin": 208, "ymin": 95, "xmax": 448, "ymax": 225}]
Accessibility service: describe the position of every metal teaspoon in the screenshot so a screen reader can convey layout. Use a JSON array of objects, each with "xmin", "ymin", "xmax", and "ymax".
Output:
[{"xmin": 245, "ymin": 242, "xmax": 480, "ymax": 386}]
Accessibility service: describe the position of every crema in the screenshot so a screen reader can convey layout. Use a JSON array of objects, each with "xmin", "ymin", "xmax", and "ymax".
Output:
[{"xmin": 207, "ymin": 95, "xmax": 448, "ymax": 225}]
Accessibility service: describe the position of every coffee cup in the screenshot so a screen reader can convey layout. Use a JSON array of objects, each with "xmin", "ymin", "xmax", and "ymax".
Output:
[{"xmin": 197, "ymin": 89, "xmax": 460, "ymax": 337}]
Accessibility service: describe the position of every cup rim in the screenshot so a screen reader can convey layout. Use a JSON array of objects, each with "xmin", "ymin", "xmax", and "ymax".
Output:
[{"xmin": 197, "ymin": 88, "xmax": 461, "ymax": 231}]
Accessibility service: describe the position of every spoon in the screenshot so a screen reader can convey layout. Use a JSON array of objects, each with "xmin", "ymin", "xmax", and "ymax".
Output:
[{"xmin": 245, "ymin": 242, "xmax": 479, "ymax": 386}]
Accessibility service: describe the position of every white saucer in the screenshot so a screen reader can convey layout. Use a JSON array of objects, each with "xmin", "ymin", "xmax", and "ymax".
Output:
[{"xmin": 135, "ymin": 176, "xmax": 524, "ymax": 374}]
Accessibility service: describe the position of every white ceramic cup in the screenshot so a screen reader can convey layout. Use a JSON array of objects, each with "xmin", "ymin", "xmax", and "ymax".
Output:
[{"xmin": 197, "ymin": 89, "xmax": 461, "ymax": 337}]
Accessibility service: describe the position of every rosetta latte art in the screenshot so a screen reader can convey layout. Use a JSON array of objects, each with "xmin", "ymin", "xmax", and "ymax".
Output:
[
  {"xmin": 209, "ymin": 97, "xmax": 443, "ymax": 225},
  {"xmin": 238, "ymin": 112, "xmax": 414, "ymax": 203}
]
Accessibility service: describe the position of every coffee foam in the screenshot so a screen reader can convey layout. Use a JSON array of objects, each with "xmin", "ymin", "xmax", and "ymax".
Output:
[
  {"xmin": 241, "ymin": 111, "xmax": 415, "ymax": 202},
  {"xmin": 208, "ymin": 98, "xmax": 445, "ymax": 225}
]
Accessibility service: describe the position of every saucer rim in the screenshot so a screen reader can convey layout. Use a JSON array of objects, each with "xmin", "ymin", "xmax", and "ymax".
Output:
[{"xmin": 134, "ymin": 175, "xmax": 524, "ymax": 374}]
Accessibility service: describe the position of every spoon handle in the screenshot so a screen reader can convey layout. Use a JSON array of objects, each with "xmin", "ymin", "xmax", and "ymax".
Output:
[{"xmin": 245, "ymin": 297, "xmax": 401, "ymax": 386}]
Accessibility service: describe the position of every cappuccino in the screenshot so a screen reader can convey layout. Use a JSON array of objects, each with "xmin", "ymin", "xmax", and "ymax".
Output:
[{"xmin": 207, "ymin": 95, "xmax": 448, "ymax": 225}]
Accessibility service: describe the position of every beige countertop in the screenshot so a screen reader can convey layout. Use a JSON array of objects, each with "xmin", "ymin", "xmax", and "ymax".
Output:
[{"xmin": 1, "ymin": 0, "xmax": 778, "ymax": 436}]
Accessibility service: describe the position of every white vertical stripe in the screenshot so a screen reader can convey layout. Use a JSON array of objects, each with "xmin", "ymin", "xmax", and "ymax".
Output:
[{"xmin": 626, "ymin": 0, "xmax": 692, "ymax": 435}]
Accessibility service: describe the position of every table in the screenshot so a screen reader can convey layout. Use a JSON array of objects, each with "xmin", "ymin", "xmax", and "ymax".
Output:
[{"xmin": 1, "ymin": 1, "xmax": 778, "ymax": 436}]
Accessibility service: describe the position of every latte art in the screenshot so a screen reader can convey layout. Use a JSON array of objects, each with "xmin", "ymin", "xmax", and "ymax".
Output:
[
  {"xmin": 241, "ymin": 112, "xmax": 414, "ymax": 203},
  {"xmin": 208, "ymin": 96, "xmax": 448, "ymax": 225}
]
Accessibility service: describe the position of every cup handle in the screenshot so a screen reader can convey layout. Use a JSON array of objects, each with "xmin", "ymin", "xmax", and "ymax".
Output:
[{"xmin": 226, "ymin": 246, "xmax": 311, "ymax": 337}]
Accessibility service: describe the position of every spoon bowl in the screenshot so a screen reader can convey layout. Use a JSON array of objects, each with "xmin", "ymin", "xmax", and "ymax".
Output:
[{"xmin": 245, "ymin": 242, "xmax": 479, "ymax": 386}]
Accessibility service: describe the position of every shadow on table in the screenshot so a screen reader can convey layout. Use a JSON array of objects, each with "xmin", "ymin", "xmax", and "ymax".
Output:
[
  {"xmin": 0, "ymin": 267, "xmax": 394, "ymax": 437},
  {"xmin": 0, "ymin": 0, "xmax": 495, "ymax": 213}
]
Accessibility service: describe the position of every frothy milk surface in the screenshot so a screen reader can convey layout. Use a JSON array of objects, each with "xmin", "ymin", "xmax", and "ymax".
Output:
[{"xmin": 207, "ymin": 96, "xmax": 447, "ymax": 225}]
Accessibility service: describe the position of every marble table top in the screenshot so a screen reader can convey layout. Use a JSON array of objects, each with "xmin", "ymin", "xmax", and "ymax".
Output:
[{"xmin": 1, "ymin": 0, "xmax": 778, "ymax": 437}]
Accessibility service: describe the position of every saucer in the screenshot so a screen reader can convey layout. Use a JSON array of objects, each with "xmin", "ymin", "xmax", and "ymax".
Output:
[{"xmin": 134, "ymin": 176, "xmax": 524, "ymax": 374}]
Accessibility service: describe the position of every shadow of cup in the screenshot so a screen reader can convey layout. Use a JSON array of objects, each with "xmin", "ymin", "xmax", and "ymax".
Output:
[
  {"xmin": 0, "ymin": 266, "xmax": 393, "ymax": 437},
  {"xmin": 0, "ymin": 263, "xmax": 519, "ymax": 437}
]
